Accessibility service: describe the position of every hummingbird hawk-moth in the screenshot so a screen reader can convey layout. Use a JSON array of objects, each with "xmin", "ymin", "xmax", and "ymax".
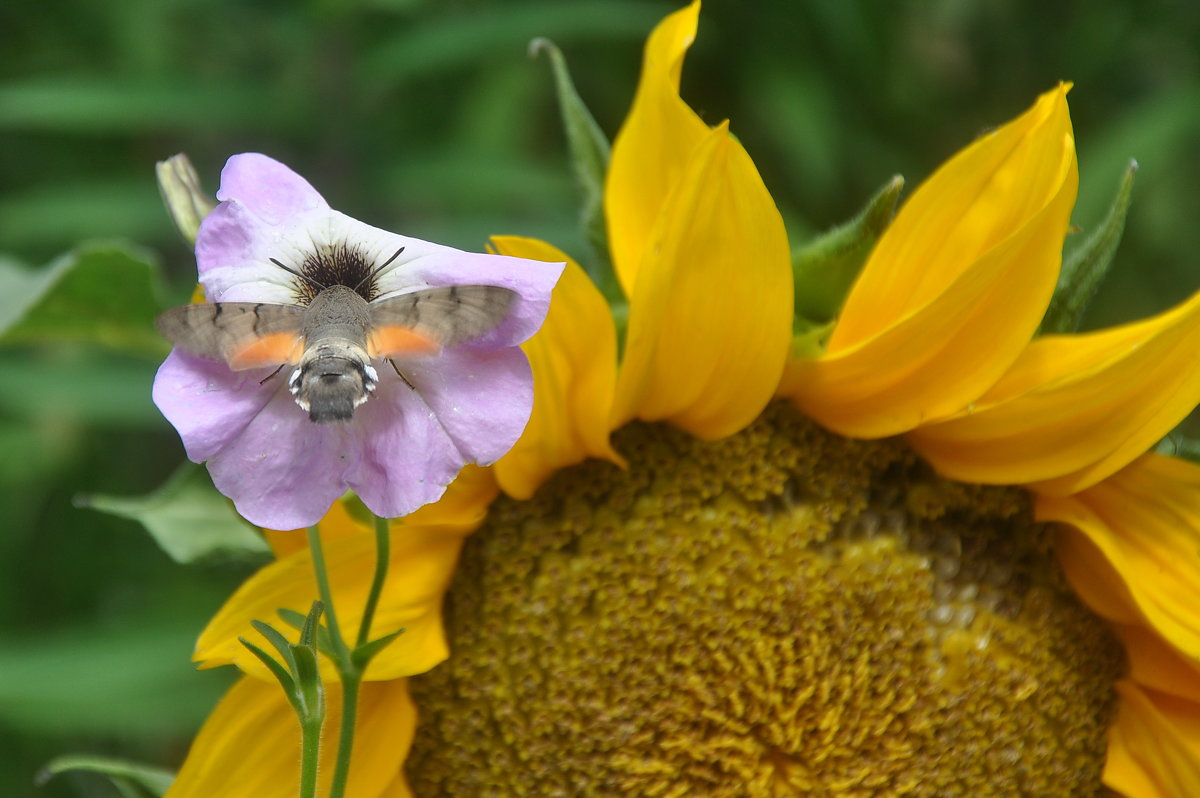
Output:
[{"xmin": 156, "ymin": 250, "xmax": 516, "ymax": 424}]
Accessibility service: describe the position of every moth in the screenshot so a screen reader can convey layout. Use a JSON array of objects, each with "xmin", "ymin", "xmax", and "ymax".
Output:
[{"xmin": 156, "ymin": 256, "xmax": 516, "ymax": 424}]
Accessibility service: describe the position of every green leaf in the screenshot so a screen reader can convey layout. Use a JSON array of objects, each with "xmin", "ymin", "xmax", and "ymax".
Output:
[
  {"xmin": 250, "ymin": 620, "xmax": 301, "ymax": 677},
  {"xmin": 792, "ymin": 175, "xmax": 904, "ymax": 327},
  {"xmin": 277, "ymin": 607, "xmax": 310, "ymax": 632},
  {"xmin": 0, "ymin": 616, "xmax": 230, "ymax": 736},
  {"xmin": 530, "ymin": 38, "xmax": 612, "ymax": 276},
  {"xmin": 291, "ymin": 644, "xmax": 325, "ymax": 720},
  {"xmin": 0, "ymin": 241, "xmax": 168, "ymax": 357},
  {"xmin": 0, "ymin": 77, "xmax": 290, "ymax": 134},
  {"xmin": 0, "ymin": 349, "xmax": 161, "ymax": 427},
  {"xmin": 277, "ymin": 607, "xmax": 337, "ymax": 660},
  {"xmin": 76, "ymin": 461, "xmax": 270, "ymax": 564},
  {"xmin": 360, "ymin": 2, "xmax": 662, "ymax": 90},
  {"xmin": 1042, "ymin": 160, "xmax": 1137, "ymax": 334},
  {"xmin": 239, "ymin": 637, "xmax": 301, "ymax": 718},
  {"xmin": 351, "ymin": 629, "xmax": 406, "ymax": 670},
  {"xmin": 38, "ymin": 755, "xmax": 174, "ymax": 797}
]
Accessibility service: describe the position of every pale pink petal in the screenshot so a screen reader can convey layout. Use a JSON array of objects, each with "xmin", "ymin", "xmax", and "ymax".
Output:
[
  {"xmin": 195, "ymin": 200, "xmax": 297, "ymax": 303},
  {"xmin": 346, "ymin": 375, "xmax": 465, "ymax": 519},
  {"xmin": 205, "ymin": 394, "xmax": 356, "ymax": 530},
  {"xmin": 400, "ymin": 346, "xmax": 534, "ymax": 465},
  {"xmin": 215, "ymin": 153, "xmax": 327, "ymax": 225},
  {"xmin": 152, "ymin": 350, "xmax": 280, "ymax": 462}
]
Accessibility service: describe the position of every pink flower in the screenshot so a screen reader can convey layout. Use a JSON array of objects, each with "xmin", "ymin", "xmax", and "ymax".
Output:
[{"xmin": 153, "ymin": 153, "xmax": 562, "ymax": 529}]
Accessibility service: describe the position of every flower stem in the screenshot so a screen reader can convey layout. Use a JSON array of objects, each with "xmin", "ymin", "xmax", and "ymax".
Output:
[
  {"xmin": 328, "ymin": 671, "xmax": 361, "ymax": 798},
  {"xmin": 357, "ymin": 515, "xmax": 391, "ymax": 647},
  {"xmin": 299, "ymin": 715, "xmax": 323, "ymax": 798},
  {"xmin": 306, "ymin": 512, "xmax": 393, "ymax": 798},
  {"xmin": 307, "ymin": 525, "xmax": 351, "ymax": 664}
]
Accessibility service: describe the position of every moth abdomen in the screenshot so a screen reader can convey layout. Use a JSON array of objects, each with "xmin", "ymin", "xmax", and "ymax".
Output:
[{"xmin": 290, "ymin": 346, "xmax": 378, "ymax": 424}]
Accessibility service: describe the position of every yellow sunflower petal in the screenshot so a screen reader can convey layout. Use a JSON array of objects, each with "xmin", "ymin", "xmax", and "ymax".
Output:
[
  {"xmin": 909, "ymin": 291, "xmax": 1200, "ymax": 493},
  {"xmin": 264, "ymin": 496, "xmax": 364, "ymax": 559},
  {"xmin": 1111, "ymin": 623, "xmax": 1200, "ymax": 703},
  {"xmin": 195, "ymin": 469, "xmax": 497, "ymax": 681},
  {"xmin": 1105, "ymin": 681, "xmax": 1200, "ymax": 798},
  {"xmin": 1037, "ymin": 454, "xmax": 1200, "ymax": 664},
  {"xmin": 604, "ymin": 0, "xmax": 709, "ymax": 296},
  {"xmin": 609, "ymin": 122, "xmax": 792, "ymax": 439},
  {"xmin": 784, "ymin": 84, "xmax": 1077, "ymax": 438},
  {"xmin": 166, "ymin": 676, "xmax": 414, "ymax": 798},
  {"xmin": 488, "ymin": 236, "xmax": 623, "ymax": 499}
]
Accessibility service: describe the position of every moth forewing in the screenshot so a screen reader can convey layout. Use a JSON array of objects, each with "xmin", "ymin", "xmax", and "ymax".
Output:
[
  {"xmin": 155, "ymin": 302, "xmax": 306, "ymax": 369},
  {"xmin": 367, "ymin": 284, "xmax": 517, "ymax": 352}
]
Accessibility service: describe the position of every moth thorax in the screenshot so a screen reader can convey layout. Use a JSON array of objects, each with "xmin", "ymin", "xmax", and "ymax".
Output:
[{"xmin": 289, "ymin": 342, "xmax": 378, "ymax": 424}]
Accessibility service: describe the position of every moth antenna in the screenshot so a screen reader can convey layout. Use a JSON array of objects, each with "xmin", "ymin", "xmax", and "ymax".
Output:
[
  {"xmin": 259, "ymin": 363, "xmax": 286, "ymax": 385},
  {"xmin": 352, "ymin": 246, "xmax": 406, "ymax": 293},
  {"xmin": 270, "ymin": 257, "xmax": 327, "ymax": 292},
  {"xmin": 388, "ymin": 357, "xmax": 416, "ymax": 391}
]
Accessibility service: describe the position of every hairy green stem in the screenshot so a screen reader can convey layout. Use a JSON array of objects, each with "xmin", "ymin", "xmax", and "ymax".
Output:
[
  {"xmin": 307, "ymin": 511, "xmax": 393, "ymax": 798},
  {"xmin": 299, "ymin": 716, "xmax": 323, "ymax": 798}
]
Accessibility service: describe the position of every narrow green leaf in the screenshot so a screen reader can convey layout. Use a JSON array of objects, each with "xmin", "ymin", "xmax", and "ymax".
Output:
[
  {"xmin": 299, "ymin": 601, "xmax": 325, "ymax": 648},
  {"xmin": 1042, "ymin": 160, "xmax": 1138, "ymax": 334},
  {"xmin": 351, "ymin": 629, "xmax": 406, "ymax": 670},
  {"xmin": 291, "ymin": 645, "xmax": 325, "ymax": 721},
  {"xmin": 37, "ymin": 755, "xmax": 174, "ymax": 797},
  {"xmin": 530, "ymin": 38, "xmax": 612, "ymax": 273},
  {"xmin": 277, "ymin": 607, "xmax": 309, "ymax": 631},
  {"xmin": 76, "ymin": 461, "xmax": 270, "ymax": 564},
  {"xmin": 792, "ymin": 175, "xmax": 904, "ymax": 328},
  {"xmin": 239, "ymin": 638, "xmax": 298, "ymax": 703},
  {"xmin": 250, "ymin": 620, "xmax": 300, "ymax": 676},
  {"xmin": 0, "ymin": 241, "xmax": 168, "ymax": 357}
]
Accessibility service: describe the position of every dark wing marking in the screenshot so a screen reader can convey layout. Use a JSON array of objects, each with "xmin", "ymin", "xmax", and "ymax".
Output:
[
  {"xmin": 155, "ymin": 302, "xmax": 307, "ymax": 368},
  {"xmin": 368, "ymin": 285, "xmax": 516, "ymax": 350}
]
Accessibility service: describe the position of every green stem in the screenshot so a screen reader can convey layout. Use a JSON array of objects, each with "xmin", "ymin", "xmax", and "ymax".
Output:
[
  {"xmin": 307, "ymin": 525, "xmax": 352, "ymax": 664},
  {"xmin": 357, "ymin": 515, "xmax": 391, "ymax": 647},
  {"xmin": 327, "ymin": 672, "xmax": 361, "ymax": 798},
  {"xmin": 299, "ymin": 716, "xmax": 323, "ymax": 798},
  {"xmin": 307, "ymin": 511, "xmax": 392, "ymax": 798}
]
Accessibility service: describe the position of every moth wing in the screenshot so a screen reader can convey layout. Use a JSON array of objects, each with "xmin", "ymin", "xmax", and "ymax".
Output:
[
  {"xmin": 155, "ymin": 302, "xmax": 307, "ymax": 370},
  {"xmin": 367, "ymin": 285, "xmax": 516, "ymax": 358}
]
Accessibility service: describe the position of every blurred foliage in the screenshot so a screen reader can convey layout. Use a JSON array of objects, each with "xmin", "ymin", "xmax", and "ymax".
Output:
[{"xmin": 1, "ymin": 0, "xmax": 1199, "ymax": 795}]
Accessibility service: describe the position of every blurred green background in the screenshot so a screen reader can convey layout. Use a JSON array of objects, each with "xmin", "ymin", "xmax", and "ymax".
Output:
[{"xmin": 2, "ymin": 0, "xmax": 1198, "ymax": 795}]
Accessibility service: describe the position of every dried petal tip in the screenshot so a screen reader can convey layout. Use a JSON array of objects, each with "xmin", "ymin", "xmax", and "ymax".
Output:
[{"xmin": 156, "ymin": 154, "xmax": 215, "ymax": 247}]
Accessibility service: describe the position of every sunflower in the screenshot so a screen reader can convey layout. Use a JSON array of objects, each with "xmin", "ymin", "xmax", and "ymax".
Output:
[{"xmin": 164, "ymin": 2, "xmax": 1200, "ymax": 796}]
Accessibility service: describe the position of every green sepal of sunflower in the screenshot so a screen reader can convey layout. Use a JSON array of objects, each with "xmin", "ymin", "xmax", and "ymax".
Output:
[
  {"xmin": 792, "ymin": 174, "xmax": 904, "ymax": 331},
  {"xmin": 1042, "ymin": 159, "xmax": 1137, "ymax": 334},
  {"xmin": 530, "ymin": 37, "xmax": 619, "ymax": 306}
]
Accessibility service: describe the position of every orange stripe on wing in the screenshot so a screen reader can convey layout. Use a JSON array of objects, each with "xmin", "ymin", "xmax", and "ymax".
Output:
[
  {"xmin": 368, "ymin": 326, "xmax": 441, "ymax": 358},
  {"xmin": 229, "ymin": 332, "xmax": 304, "ymax": 370}
]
